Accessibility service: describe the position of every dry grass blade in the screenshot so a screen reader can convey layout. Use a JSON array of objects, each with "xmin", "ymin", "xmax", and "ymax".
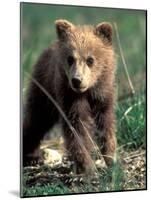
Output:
[
  {"xmin": 116, "ymin": 142, "xmax": 134, "ymax": 151},
  {"xmin": 114, "ymin": 22, "xmax": 135, "ymax": 95},
  {"xmin": 79, "ymin": 118, "xmax": 102, "ymax": 159},
  {"xmin": 80, "ymin": 120, "xmax": 116, "ymax": 160},
  {"xmin": 124, "ymin": 152, "xmax": 145, "ymax": 161}
]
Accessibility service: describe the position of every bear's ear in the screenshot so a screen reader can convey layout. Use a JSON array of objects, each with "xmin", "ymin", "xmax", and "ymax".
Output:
[
  {"xmin": 94, "ymin": 22, "xmax": 112, "ymax": 44},
  {"xmin": 55, "ymin": 19, "xmax": 75, "ymax": 40}
]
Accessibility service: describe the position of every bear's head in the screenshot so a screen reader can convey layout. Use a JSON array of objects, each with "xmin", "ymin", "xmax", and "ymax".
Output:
[{"xmin": 55, "ymin": 19, "xmax": 115, "ymax": 93}]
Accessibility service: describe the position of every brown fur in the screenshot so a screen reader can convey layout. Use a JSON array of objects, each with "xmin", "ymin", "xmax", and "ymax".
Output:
[{"xmin": 23, "ymin": 20, "xmax": 116, "ymax": 172}]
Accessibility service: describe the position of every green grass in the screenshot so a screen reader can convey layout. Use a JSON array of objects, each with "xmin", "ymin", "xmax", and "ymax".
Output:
[
  {"xmin": 21, "ymin": 2, "xmax": 146, "ymax": 197},
  {"xmin": 116, "ymin": 88, "xmax": 146, "ymax": 150},
  {"xmin": 23, "ymin": 183, "xmax": 71, "ymax": 196},
  {"xmin": 22, "ymin": 162, "xmax": 124, "ymax": 196}
]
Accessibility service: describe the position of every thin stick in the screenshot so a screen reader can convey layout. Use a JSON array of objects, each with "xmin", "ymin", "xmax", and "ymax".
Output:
[
  {"xmin": 114, "ymin": 22, "xmax": 135, "ymax": 95},
  {"xmin": 124, "ymin": 152, "xmax": 145, "ymax": 161}
]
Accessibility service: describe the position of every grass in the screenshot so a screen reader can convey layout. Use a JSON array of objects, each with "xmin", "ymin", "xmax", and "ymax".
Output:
[
  {"xmin": 21, "ymin": 2, "xmax": 146, "ymax": 197},
  {"xmin": 23, "ymin": 183, "xmax": 71, "ymax": 196},
  {"xmin": 22, "ymin": 163, "xmax": 124, "ymax": 196},
  {"xmin": 116, "ymin": 88, "xmax": 146, "ymax": 150}
]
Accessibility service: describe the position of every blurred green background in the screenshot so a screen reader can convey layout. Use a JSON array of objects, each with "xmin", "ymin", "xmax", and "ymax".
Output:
[{"xmin": 21, "ymin": 2, "xmax": 146, "ymax": 97}]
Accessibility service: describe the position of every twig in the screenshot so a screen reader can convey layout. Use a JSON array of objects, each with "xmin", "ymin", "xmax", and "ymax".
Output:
[
  {"xmin": 114, "ymin": 22, "xmax": 135, "ymax": 95},
  {"xmin": 124, "ymin": 152, "xmax": 145, "ymax": 161}
]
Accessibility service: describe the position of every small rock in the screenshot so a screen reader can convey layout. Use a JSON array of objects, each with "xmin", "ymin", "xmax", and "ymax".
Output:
[
  {"xmin": 95, "ymin": 159, "xmax": 106, "ymax": 168},
  {"xmin": 42, "ymin": 148, "xmax": 62, "ymax": 167}
]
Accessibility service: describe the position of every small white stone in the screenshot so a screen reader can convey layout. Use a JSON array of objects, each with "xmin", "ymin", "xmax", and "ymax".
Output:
[
  {"xmin": 95, "ymin": 159, "xmax": 106, "ymax": 168},
  {"xmin": 43, "ymin": 148, "xmax": 62, "ymax": 167}
]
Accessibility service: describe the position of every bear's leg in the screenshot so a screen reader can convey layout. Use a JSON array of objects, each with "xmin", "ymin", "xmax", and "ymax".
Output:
[
  {"xmin": 62, "ymin": 121, "xmax": 94, "ymax": 173},
  {"xmin": 23, "ymin": 83, "xmax": 59, "ymax": 166},
  {"xmin": 95, "ymin": 109, "xmax": 116, "ymax": 167},
  {"xmin": 62, "ymin": 98, "xmax": 95, "ymax": 173}
]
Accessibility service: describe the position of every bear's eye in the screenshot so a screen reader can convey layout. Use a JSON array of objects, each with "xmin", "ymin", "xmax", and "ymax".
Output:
[
  {"xmin": 67, "ymin": 56, "xmax": 75, "ymax": 66},
  {"xmin": 86, "ymin": 56, "xmax": 94, "ymax": 67}
]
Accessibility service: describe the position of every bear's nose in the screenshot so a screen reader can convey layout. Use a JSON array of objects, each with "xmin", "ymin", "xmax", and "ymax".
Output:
[{"xmin": 72, "ymin": 77, "xmax": 81, "ymax": 88}]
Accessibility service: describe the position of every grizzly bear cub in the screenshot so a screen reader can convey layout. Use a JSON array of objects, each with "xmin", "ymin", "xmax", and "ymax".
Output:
[{"xmin": 23, "ymin": 19, "xmax": 116, "ymax": 173}]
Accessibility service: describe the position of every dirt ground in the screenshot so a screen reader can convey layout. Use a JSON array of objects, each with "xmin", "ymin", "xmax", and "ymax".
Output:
[{"xmin": 23, "ymin": 137, "xmax": 146, "ymax": 192}]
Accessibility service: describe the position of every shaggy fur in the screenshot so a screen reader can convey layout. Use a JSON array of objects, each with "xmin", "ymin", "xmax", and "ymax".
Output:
[{"xmin": 23, "ymin": 20, "xmax": 116, "ymax": 172}]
